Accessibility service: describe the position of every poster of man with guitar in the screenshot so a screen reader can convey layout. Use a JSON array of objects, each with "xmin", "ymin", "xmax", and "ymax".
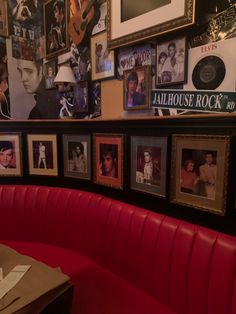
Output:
[{"xmin": 69, "ymin": 0, "xmax": 106, "ymax": 46}]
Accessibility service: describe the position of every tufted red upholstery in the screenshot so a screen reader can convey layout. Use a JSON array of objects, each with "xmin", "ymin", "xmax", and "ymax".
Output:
[{"xmin": 0, "ymin": 185, "xmax": 236, "ymax": 314}]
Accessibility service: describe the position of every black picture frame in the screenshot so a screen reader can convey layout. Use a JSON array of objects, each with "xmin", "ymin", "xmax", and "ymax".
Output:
[{"xmin": 156, "ymin": 36, "xmax": 187, "ymax": 87}]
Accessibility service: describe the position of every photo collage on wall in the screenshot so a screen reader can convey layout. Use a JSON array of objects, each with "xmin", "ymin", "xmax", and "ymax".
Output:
[
  {"xmin": 1, "ymin": 1, "xmax": 236, "ymax": 119},
  {"xmin": 0, "ymin": 129, "xmax": 232, "ymax": 217},
  {"xmin": 0, "ymin": 0, "xmax": 108, "ymax": 120}
]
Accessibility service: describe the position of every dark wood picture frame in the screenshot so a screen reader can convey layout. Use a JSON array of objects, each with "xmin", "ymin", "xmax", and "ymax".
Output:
[
  {"xmin": 130, "ymin": 136, "xmax": 167, "ymax": 197},
  {"xmin": 156, "ymin": 36, "xmax": 187, "ymax": 87},
  {"xmin": 0, "ymin": 0, "xmax": 9, "ymax": 37},
  {"xmin": 93, "ymin": 133, "xmax": 124, "ymax": 189},
  {"xmin": 63, "ymin": 134, "xmax": 91, "ymax": 180},
  {"xmin": 44, "ymin": 0, "xmax": 69, "ymax": 59}
]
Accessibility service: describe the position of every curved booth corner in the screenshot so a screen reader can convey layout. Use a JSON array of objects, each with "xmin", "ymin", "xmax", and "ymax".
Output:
[{"xmin": 0, "ymin": 185, "xmax": 236, "ymax": 314}]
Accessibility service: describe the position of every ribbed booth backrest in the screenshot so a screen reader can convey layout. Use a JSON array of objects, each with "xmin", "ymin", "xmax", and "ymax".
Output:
[{"xmin": 0, "ymin": 185, "xmax": 236, "ymax": 314}]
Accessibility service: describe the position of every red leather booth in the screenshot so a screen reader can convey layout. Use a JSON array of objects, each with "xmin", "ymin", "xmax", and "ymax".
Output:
[{"xmin": 0, "ymin": 185, "xmax": 236, "ymax": 314}]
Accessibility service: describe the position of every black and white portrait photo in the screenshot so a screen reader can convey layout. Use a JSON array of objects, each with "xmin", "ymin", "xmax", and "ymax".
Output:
[{"xmin": 156, "ymin": 36, "xmax": 187, "ymax": 86}]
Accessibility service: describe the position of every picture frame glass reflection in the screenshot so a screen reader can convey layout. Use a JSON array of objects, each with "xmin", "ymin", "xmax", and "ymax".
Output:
[{"xmin": 171, "ymin": 135, "xmax": 230, "ymax": 215}]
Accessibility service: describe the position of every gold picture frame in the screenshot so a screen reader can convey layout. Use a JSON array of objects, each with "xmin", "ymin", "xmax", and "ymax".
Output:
[
  {"xmin": 123, "ymin": 65, "xmax": 151, "ymax": 111},
  {"xmin": 27, "ymin": 134, "xmax": 58, "ymax": 176},
  {"xmin": 0, "ymin": 133, "xmax": 22, "ymax": 176},
  {"xmin": 107, "ymin": 0, "xmax": 195, "ymax": 49},
  {"xmin": 171, "ymin": 134, "xmax": 230, "ymax": 215},
  {"xmin": 91, "ymin": 31, "xmax": 115, "ymax": 81},
  {"xmin": 0, "ymin": 0, "xmax": 9, "ymax": 37}
]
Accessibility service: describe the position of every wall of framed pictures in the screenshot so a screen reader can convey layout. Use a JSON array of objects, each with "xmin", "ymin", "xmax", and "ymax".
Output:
[
  {"xmin": 1, "ymin": 0, "xmax": 236, "ymax": 120},
  {"xmin": 1, "ymin": 1, "xmax": 236, "ymax": 237},
  {"xmin": 0, "ymin": 115, "xmax": 236, "ymax": 236}
]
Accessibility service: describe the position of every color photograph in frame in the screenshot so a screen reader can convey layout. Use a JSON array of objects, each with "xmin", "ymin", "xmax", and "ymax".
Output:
[
  {"xmin": 73, "ymin": 81, "xmax": 89, "ymax": 116},
  {"xmin": 156, "ymin": 36, "xmax": 187, "ymax": 87},
  {"xmin": 130, "ymin": 136, "xmax": 167, "ymax": 197},
  {"xmin": 94, "ymin": 133, "xmax": 124, "ymax": 189},
  {"xmin": 44, "ymin": 0, "xmax": 69, "ymax": 58},
  {"xmin": 171, "ymin": 135, "xmax": 230, "ymax": 215},
  {"xmin": 0, "ymin": 133, "xmax": 22, "ymax": 176},
  {"xmin": 107, "ymin": 0, "xmax": 195, "ymax": 49},
  {"xmin": 63, "ymin": 134, "xmax": 91, "ymax": 180},
  {"xmin": 91, "ymin": 31, "xmax": 115, "ymax": 81},
  {"xmin": 44, "ymin": 59, "xmax": 57, "ymax": 90},
  {"xmin": 117, "ymin": 43, "xmax": 155, "ymax": 79},
  {"xmin": 123, "ymin": 65, "xmax": 151, "ymax": 111},
  {"xmin": 0, "ymin": 0, "xmax": 8, "ymax": 37},
  {"xmin": 27, "ymin": 134, "xmax": 58, "ymax": 176}
]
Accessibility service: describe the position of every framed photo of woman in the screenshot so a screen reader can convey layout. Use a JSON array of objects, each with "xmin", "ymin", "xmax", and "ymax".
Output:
[
  {"xmin": 130, "ymin": 136, "xmax": 167, "ymax": 196},
  {"xmin": 63, "ymin": 134, "xmax": 91, "ymax": 180},
  {"xmin": 123, "ymin": 65, "xmax": 151, "ymax": 110},
  {"xmin": 171, "ymin": 134, "xmax": 230, "ymax": 215},
  {"xmin": 93, "ymin": 133, "xmax": 124, "ymax": 189}
]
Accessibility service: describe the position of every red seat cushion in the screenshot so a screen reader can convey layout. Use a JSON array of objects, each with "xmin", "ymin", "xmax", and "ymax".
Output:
[
  {"xmin": 74, "ymin": 264, "xmax": 177, "ymax": 314},
  {"xmin": 1, "ymin": 240, "xmax": 176, "ymax": 314}
]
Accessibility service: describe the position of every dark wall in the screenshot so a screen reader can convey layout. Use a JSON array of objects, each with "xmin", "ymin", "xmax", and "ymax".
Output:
[{"xmin": 0, "ymin": 114, "xmax": 236, "ymax": 236}]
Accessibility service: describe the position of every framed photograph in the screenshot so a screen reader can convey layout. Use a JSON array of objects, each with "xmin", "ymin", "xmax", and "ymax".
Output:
[
  {"xmin": 123, "ymin": 65, "xmax": 151, "ymax": 111},
  {"xmin": 90, "ymin": 81, "xmax": 101, "ymax": 119},
  {"xmin": 63, "ymin": 134, "xmax": 91, "ymax": 180},
  {"xmin": 0, "ymin": 0, "xmax": 8, "ymax": 37},
  {"xmin": 0, "ymin": 133, "xmax": 22, "ymax": 176},
  {"xmin": 171, "ymin": 135, "xmax": 230, "ymax": 215},
  {"xmin": 93, "ymin": 133, "xmax": 124, "ymax": 189},
  {"xmin": 27, "ymin": 134, "xmax": 58, "ymax": 176},
  {"xmin": 91, "ymin": 31, "xmax": 115, "ymax": 81},
  {"xmin": 117, "ymin": 43, "xmax": 155, "ymax": 79},
  {"xmin": 130, "ymin": 136, "xmax": 167, "ymax": 197},
  {"xmin": 70, "ymin": 44, "xmax": 91, "ymax": 82},
  {"xmin": 44, "ymin": 0, "xmax": 69, "ymax": 58},
  {"xmin": 107, "ymin": 0, "xmax": 195, "ymax": 49},
  {"xmin": 156, "ymin": 36, "xmax": 187, "ymax": 86},
  {"xmin": 73, "ymin": 81, "xmax": 89, "ymax": 116},
  {"xmin": 44, "ymin": 59, "xmax": 57, "ymax": 90}
]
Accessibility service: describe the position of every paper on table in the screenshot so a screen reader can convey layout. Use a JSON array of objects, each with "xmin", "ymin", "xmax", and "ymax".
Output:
[{"xmin": 0, "ymin": 266, "xmax": 31, "ymax": 300}]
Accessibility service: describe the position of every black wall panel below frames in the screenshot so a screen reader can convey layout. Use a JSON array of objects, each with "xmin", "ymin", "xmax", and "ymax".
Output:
[{"xmin": 0, "ymin": 114, "xmax": 235, "ymax": 235}]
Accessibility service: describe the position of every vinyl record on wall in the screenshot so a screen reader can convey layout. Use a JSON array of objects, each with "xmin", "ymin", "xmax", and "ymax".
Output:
[
  {"xmin": 184, "ymin": 38, "xmax": 236, "ymax": 92},
  {"xmin": 192, "ymin": 55, "xmax": 226, "ymax": 90}
]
